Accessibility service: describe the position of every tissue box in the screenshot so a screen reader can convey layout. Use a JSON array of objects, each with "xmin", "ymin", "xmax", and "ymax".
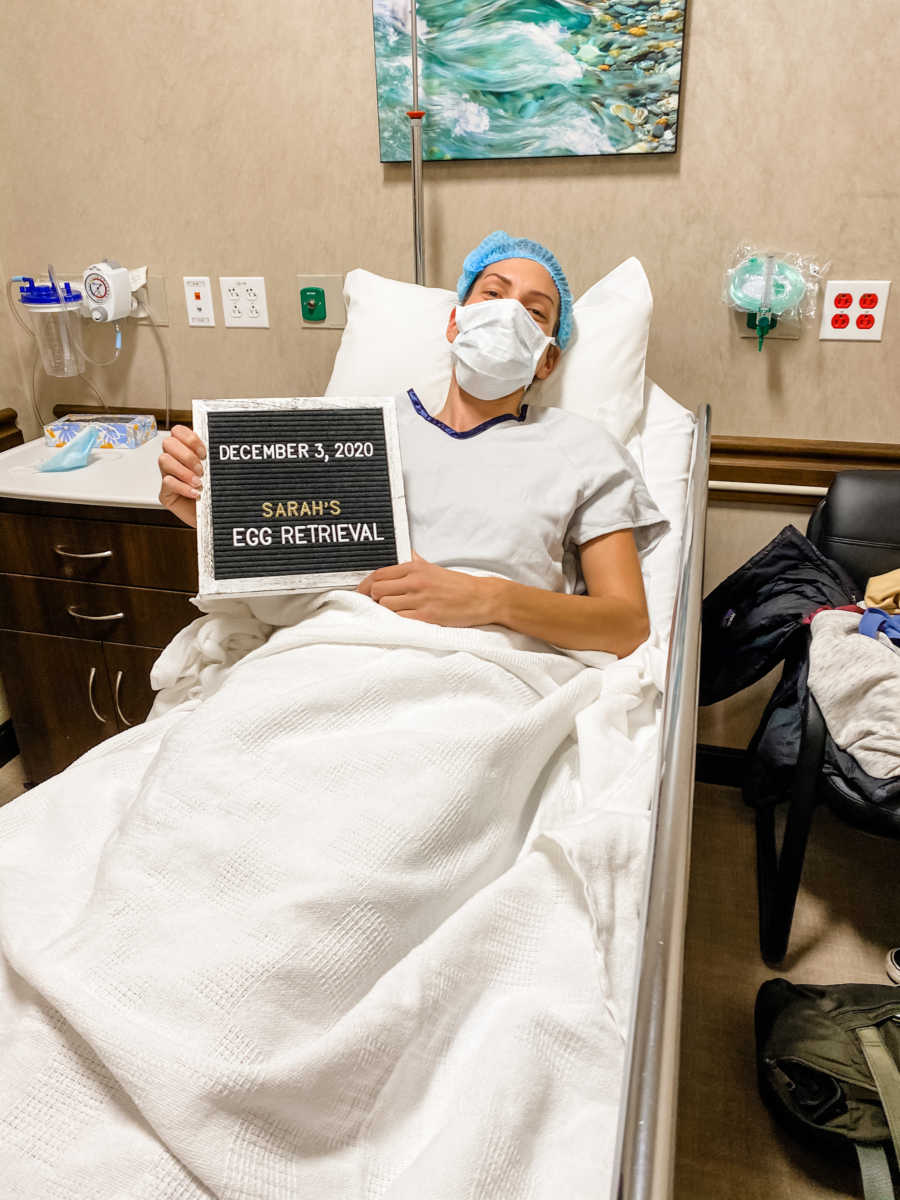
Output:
[{"xmin": 43, "ymin": 413, "xmax": 157, "ymax": 449}]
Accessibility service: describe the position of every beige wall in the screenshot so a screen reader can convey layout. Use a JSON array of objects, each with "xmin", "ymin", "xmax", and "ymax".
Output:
[
  {"xmin": 1, "ymin": 1, "xmax": 897, "ymax": 742},
  {"xmin": 1, "ymin": 0, "xmax": 897, "ymax": 443}
]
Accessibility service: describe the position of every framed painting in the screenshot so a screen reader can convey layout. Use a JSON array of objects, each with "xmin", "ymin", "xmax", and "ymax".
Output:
[{"xmin": 373, "ymin": 0, "xmax": 686, "ymax": 161}]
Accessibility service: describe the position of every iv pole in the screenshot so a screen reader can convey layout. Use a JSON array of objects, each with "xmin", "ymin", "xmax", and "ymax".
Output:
[{"xmin": 406, "ymin": 1, "xmax": 425, "ymax": 285}]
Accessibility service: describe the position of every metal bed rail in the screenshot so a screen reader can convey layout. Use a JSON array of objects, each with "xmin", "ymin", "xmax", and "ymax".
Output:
[{"xmin": 612, "ymin": 402, "xmax": 711, "ymax": 1200}]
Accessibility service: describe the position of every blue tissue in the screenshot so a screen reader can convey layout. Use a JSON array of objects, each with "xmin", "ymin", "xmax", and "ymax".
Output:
[{"xmin": 39, "ymin": 424, "xmax": 100, "ymax": 471}]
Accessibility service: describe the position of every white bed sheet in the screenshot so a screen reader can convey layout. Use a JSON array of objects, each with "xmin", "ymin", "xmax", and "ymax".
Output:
[{"xmin": 0, "ymin": 383, "xmax": 696, "ymax": 1199}]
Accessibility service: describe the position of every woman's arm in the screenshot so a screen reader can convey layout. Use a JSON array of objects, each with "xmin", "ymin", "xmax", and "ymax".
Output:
[{"xmin": 359, "ymin": 529, "xmax": 650, "ymax": 658}]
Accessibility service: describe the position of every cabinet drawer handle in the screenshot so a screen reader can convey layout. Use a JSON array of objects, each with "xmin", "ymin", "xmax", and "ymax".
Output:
[
  {"xmin": 113, "ymin": 670, "xmax": 135, "ymax": 727},
  {"xmin": 54, "ymin": 545, "xmax": 113, "ymax": 560},
  {"xmin": 67, "ymin": 605, "xmax": 125, "ymax": 623},
  {"xmin": 87, "ymin": 667, "xmax": 107, "ymax": 724}
]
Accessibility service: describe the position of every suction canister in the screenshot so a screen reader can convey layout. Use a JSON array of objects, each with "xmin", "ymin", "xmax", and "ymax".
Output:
[{"xmin": 17, "ymin": 277, "xmax": 85, "ymax": 377}]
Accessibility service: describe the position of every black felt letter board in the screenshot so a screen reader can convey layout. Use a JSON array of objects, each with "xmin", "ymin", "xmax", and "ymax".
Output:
[{"xmin": 194, "ymin": 398, "xmax": 409, "ymax": 597}]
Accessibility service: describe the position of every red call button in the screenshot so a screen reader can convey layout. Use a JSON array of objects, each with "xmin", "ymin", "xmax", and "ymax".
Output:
[
  {"xmin": 831, "ymin": 313, "xmax": 850, "ymax": 329},
  {"xmin": 856, "ymin": 313, "xmax": 875, "ymax": 330},
  {"xmin": 834, "ymin": 292, "xmax": 853, "ymax": 309},
  {"xmin": 859, "ymin": 293, "xmax": 879, "ymax": 309}
]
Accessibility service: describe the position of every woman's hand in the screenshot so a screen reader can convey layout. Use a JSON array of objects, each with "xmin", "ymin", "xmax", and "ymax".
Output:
[
  {"xmin": 157, "ymin": 425, "xmax": 207, "ymax": 529},
  {"xmin": 358, "ymin": 553, "xmax": 499, "ymax": 627}
]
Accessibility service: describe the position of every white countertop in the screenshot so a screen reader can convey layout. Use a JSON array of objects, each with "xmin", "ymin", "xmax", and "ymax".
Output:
[{"xmin": 0, "ymin": 434, "xmax": 165, "ymax": 509}]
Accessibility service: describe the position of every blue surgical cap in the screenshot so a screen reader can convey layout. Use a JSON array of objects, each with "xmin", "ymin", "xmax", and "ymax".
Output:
[{"xmin": 457, "ymin": 231, "xmax": 573, "ymax": 349}]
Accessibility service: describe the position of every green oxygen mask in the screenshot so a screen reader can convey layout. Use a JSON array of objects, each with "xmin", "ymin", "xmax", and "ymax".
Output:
[{"xmin": 729, "ymin": 255, "xmax": 808, "ymax": 350}]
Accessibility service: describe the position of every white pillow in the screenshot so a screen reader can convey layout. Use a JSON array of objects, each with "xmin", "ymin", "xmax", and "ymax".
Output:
[
  {"xmin": 325, "ymin": 258, "xmax": 653, "ymax": 441},
  {"xmin": 530, "ymin": 257, "xmax": 652, "ymax": 441}
]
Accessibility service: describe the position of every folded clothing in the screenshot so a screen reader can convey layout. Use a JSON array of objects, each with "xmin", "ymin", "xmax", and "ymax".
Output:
[
  {"xmin": 864, "ymin": 566, "xmax": 900, "ymax": 614},
  {"xmin": 859, "ymin": 606, "xmax": 900, "ymax": 653},
  {"xmin": 809, "ymin": 609, "xmax": 900, "ymax": 779}
]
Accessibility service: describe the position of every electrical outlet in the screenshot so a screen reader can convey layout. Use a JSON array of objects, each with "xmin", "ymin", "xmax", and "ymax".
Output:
[
  {"xmin": 819, "ymin": 280, "xmax": 891, "ymax": 341},
  {"xmin": 296, "ymin": 274, "xmax": 346, "ymax": 329},
  {"xmin": 219, "ymin": 276, "xmax": 269, "ymax": 328},
  {"xmin": 183, "ymin": 276, "xmax": 215, "ymax": 326}
]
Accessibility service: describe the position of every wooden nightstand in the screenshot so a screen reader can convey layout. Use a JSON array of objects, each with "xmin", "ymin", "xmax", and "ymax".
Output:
[{"xmin": 0, "ymin": 430, "xmax": 198, "ymax": 785}]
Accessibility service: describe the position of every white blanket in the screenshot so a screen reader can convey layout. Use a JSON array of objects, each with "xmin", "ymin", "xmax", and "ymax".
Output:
[{"xmin": 0, "ymin": 592, "xmax": 664, "ymax": 1199}]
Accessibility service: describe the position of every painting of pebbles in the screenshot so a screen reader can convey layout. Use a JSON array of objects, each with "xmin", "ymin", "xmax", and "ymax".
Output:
[{"xmin": 373, "ymin": 0, "xmax": 685, "ymax": 160}]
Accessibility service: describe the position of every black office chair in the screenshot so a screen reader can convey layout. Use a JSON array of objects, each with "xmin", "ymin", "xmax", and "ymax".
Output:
[{"xmin": 757, "ymin": 469, "xmax": 900, "ymax": 963}]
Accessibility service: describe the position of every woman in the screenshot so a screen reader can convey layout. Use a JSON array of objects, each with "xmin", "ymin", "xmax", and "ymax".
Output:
[{"xmin": 159, "ymin": 232, "xmax": 667, "ymax": 656}]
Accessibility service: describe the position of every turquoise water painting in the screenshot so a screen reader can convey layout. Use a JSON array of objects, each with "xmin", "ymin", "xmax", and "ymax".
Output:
[{"xmin": 373, "ymin": 0, "xmax": 685, "ymax": 161}]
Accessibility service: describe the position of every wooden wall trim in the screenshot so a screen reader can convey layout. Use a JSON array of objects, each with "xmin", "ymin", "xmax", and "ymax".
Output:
[
  {"xmin": 51, "ymin": 403, "xmax": 192, "ymax": 428},
  {"xmin": 710, "ymin": 434, "xmax": 900, "ymax": 508},
  {"xmin": 0, "ymin": 408, "xmax": 23, "ymax": 454}
]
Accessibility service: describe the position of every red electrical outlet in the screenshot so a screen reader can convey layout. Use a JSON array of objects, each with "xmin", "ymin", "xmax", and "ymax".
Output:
[{"xmin": 819, "ymin": 280, "xmax": 891, "ymax": 340}]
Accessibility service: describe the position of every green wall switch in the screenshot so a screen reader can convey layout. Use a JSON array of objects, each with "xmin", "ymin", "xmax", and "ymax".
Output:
[{"xmin": 300, "ymin": 286, "xmax": 326, "ymax": 323}]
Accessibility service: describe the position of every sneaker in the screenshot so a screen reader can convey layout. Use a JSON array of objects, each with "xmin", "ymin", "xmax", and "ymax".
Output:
[{"xmin": 887, "ymin": 948, "xmax": 900, "ymax": 985}]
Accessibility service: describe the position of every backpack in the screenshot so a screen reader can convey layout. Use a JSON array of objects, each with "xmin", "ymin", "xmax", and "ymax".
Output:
[{"xmin": 756, "ymin": 979, "xmax": 900, "ymax": 1199}]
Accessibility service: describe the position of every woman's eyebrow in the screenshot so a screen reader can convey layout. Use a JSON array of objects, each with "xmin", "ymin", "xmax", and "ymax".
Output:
[
  {"xmin": 481, "ymin": 273, "xmax": 555, "ymax": 310},
  {"xmin": 522, "ymin": 288, "xmax": 555, "ymax": 309}
]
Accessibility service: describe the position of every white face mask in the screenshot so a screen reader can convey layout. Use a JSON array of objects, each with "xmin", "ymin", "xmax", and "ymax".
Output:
[{"xmin": 450, "ymin": 298, "xmax": 555, "ymax": 402}]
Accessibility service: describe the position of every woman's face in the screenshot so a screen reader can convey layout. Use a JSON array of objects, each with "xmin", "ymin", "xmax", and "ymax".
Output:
[
  {"xmin": 446, "ymin": 257, "xmax": 562, "ymax": 383},
  {"xmin": 462, "ymin": 257, "xmax": 560, "ymax": 338}
]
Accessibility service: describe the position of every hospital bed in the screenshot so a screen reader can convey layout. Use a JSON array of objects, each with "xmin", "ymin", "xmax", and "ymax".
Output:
[
  {"xmin": 615, "ymin": 387, "xmax": 709, "ymax": 1200},
  {"xmin": 322, "ymin": 330, "xmax": 710, "ymax": 1197},
  {"xmin": 0, "ymin": 271, "xmax": 709, "ymax": 1197},
  {"xmin": 327, "ymin": 260, "xmax": 711, "ymax": 1199}
]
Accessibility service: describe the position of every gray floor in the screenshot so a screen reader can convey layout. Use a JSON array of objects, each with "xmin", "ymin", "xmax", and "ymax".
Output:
[
  {"xmin": 676, "ymin": 782, "xmax": 898, "ymax": 1199},
  {"xmin": 1, "ymin": 758, "xmax": 896, "ymax": 1196}
]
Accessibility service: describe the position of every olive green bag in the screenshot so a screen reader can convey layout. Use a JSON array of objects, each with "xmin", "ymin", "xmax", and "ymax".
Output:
[{"xmin": 756, "ymin": 980, "xmax": 900, "ymax": 1199}]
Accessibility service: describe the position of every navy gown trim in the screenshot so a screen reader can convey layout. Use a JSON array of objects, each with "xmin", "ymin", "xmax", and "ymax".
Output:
[{"xmin": 407, "ymin": 389, "xmax": 528, "ymax": 440}]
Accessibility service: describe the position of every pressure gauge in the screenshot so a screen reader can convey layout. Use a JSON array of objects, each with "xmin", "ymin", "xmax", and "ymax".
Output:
[
  {"xmin": 82, "ymin": 260, "xmax": 131, "ymax": 322},
  {"xmin": 85, "ymin": 272, "xmax": 110, "ymax": 302}
]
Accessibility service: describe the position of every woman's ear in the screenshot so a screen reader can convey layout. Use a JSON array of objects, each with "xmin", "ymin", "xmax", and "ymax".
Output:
[
  {"xmin": 533, "ymin": 342, "xmax": 561, "ymax": 381},
  {"xmin": 446, "ymin": 306, "xmax": 459, "ymax": 344}
]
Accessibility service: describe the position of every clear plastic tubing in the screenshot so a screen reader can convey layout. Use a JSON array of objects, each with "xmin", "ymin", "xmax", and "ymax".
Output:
[{"xmin": 17, "ymin": 274, "xmax": 85, "ymax": 377}]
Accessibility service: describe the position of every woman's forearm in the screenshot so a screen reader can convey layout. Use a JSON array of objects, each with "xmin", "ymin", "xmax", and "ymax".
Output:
[{"xmin": 485, "ymin": 577, "xmax": 650, "ymax": 657}]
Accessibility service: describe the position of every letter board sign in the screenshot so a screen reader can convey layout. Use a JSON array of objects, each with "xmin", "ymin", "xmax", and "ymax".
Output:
[{"xmin": 193, "ymin": 397, "xmax": 410, "ymax": 598}]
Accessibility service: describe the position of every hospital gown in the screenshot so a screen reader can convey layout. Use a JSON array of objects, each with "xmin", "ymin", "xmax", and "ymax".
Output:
[{"xmin": 397, "ymin": 388, "xmax": 668, "ymax": 592}]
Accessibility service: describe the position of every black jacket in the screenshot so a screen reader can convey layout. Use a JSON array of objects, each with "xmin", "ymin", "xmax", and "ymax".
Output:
[{"xmin": 700, "ymin": 525, "xmax": 861, "ymax": 808}]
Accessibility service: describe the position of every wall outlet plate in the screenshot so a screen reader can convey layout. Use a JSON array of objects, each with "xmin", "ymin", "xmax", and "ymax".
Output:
[
  {"xmin": 219, "ymin": 276, "xmax": 270, "ymax": 328},
  {"xmin": 132, "ymin": 274, "xmax": 169, "ymax": 326},
  {"xmin": 819, "ymin": 280, "xmax": 890, "ymax": 341},
  {"xmin": 297, "ymin": 274, "xmax": 346, "ymax": 329},
  {"xmin": 184, "ymin": 276, "xmax": 215, "ymax": 327}
]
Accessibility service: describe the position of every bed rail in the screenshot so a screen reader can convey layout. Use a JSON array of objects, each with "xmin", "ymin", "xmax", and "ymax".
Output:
[{"xmin": 612, "ymin": 402, "xmax": 711, "ymax": 1200}]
